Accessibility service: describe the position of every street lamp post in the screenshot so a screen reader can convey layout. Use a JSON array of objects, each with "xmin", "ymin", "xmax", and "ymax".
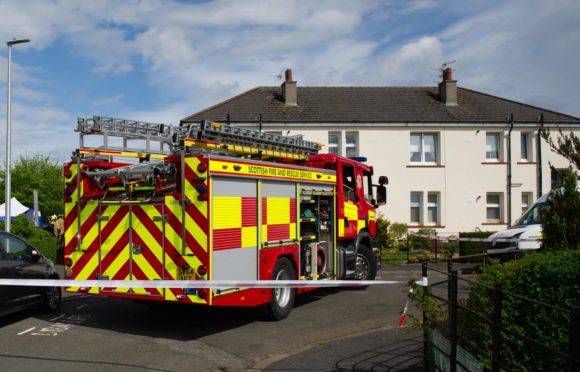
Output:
[{"xmin": 5, "ymin": 38, "xmax": 30, "ymax": 233}]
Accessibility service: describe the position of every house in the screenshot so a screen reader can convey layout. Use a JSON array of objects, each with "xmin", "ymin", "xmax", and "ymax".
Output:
[{"xmin": 183, "ymin": 69, "xmax": 580, "ymax": 235}]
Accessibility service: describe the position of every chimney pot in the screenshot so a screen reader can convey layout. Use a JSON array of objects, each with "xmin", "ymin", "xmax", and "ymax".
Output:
[
  {"xmin": 442, "ymin": 67, "xmax": 452, "ymax": 82},
  {"xmin": 285, "ymin": 68, "xmax": 293, "ymax": 82}
]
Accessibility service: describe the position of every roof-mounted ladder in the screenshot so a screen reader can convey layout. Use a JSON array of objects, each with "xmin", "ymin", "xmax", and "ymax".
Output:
[
  {"xmin": 75, "ymin": 115, "xmax": 322, "ymax": 161},
  {"xmin": 76, "ymin": 116, "xmax": 175, "ymax": 160},
  {"xmin": 180, "ymin": 120, "xmax": 322, "ymax": 160}
]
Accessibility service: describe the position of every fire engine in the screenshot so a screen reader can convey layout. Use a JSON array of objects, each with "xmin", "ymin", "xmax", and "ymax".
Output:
[{"xmin": 63, "ymin": 116, "xmax": 387, "ymax": 319}]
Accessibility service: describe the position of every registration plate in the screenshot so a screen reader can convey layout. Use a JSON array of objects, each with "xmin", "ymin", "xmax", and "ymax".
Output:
[{"xmin": 177, "ymin": 267, "xmax": 195, "ymax": 280}]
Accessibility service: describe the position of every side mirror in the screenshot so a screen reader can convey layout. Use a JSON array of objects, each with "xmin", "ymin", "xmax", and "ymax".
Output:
[
  {"xmin": 30, "ymin": 249, "xmax": 41, "ymax": 263},
  {"xmin": 376, "ymin": 185, "xmax": 387, "ymax": 206},
  {"xmin": 378, "ymin": 176, "xmax": 388, "ymax": 186}
]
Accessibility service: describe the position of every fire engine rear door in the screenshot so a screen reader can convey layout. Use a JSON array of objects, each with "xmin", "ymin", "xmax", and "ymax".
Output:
[{"xmin": 97, "ymin": 203, "xmax": 165, "ymax": 297}]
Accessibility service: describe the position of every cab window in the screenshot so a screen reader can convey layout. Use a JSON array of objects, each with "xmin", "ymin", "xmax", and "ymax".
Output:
[
  {"xmin": 342, "ymin": 164, "xmax": 356, "ymax": 201},
  {"xmin": 364, "ymin": 170, "xmax": 373, "ymax": 202}
]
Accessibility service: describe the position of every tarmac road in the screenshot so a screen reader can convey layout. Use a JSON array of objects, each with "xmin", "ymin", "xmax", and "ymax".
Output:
[{"xmin": 0, "ymin": 264, "xmax": 465, "ymax": 371}]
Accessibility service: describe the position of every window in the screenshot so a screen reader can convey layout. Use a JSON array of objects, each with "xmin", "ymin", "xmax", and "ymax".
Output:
[
  {"xmin": 427, "ymin": 193, "xmax": 439, "ymax": 225},
  {"xmin": 328, "ymin": 132, "xmax": 340, "ymax": 155},
  {"xmin": 0, "ymin": 234, "xmax": 29, "ymax": 260},
  {"xmin": 521, "ymin": 133, "xmax": 531, "ymax": 161},
  {"xmin": 410, "ymin": 133, "xmax": 438, "ymax": 163},
  {"xmin": 486, "ymin": 133, "xmax": 501, "ymax": 161},
  {"xmin": 486, "ymin": 193, "xmax": 503, "ymax": 222},
  {"xmin": 410, "ymin": 192, "xmax": 422, "ymax": 224},
  {"xmin": 521, "ymin": 192, "xmax": 533, "ymax": 214},
  {"xmin": 342, "ymin": 164, "xmax": 356, "ymax": 201},
  {"xmin": 345, "ymin": 132, "xmax": 358, "ymax": 158}
]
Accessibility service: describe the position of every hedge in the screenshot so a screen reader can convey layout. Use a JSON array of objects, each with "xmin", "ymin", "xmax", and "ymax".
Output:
[{"xmin": 458, "ymin": 231, "xmax": 495, "ymax": 262}]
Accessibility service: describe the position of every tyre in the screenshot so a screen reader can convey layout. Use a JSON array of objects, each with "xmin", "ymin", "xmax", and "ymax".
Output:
[
  {"xmin": 42, "ymin": 286, "xmax": 62, "ymax": 312},
  {"xmin": 266, "ymin": 257, "xmax": 296, "ymax": 320},
  {"xmin": 354, "ymin": 245, "xmax": 377, "ymax": 281}
]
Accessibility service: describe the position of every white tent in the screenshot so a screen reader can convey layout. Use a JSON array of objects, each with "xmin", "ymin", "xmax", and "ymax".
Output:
[{"xmin": 0, "ymin": 197, "xmax": 42, "ymax": 226}]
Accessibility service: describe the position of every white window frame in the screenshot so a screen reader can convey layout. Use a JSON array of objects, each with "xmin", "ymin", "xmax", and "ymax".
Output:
[
  {"xmin": 520, "ymin": 132, "xmax": 532, "ymax": 161},
  {"xmin": 486, "ymin": 193, "xmax": 503, "ymax": 222},
  {"xmin": 521, "ymin": 192, "xmax": 533, "ymax": 214},
  {"xmin": 345, "ymin": 132, "xmax": 358, "ymax": 158},
  {"xmin": 410, "ymin": 192, "xmax": 422, "ymax": 225},
  {"xmin": 427, "ymin": 192, "xmax": 439, "ymax": 225},
  {"xmin": 328, "ymin": 132, "xmax": 341, "ymax": 156},
  {"xmin": 486, "ymin": 133, "xmax": 501, "ymax": 161},
  {"xmin": 410, "ymin": 132, "xmax": 439, "ymax": 164}
]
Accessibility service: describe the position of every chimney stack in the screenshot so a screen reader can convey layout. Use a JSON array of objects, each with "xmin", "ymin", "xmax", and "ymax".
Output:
[
  {"xmin": 281, "ymin": 68, "xmax": 297, "ymax": 106},
  {"xmin": 439, "ymin": 67, "xmax": 457, "ymax": 106}
]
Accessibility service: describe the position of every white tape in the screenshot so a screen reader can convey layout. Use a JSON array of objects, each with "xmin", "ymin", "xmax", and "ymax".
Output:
[
  {"xmin": 409, "ymin": 233, "xmax": 541, "ymax": 243},
  {"xmin": 0, "ymin": 278, "xmax": 426, "ymax": 289}
]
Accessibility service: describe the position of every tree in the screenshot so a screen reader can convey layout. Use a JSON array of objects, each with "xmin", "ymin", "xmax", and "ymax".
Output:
[
  {"xmin": 540, "ymin": 127, "xmax": 580, "ymax": 170},
  {"xmin": 541, "ymin": 167, "xmax": 580, "ymax": 251},
  {"xmin": 11, "ymin": 214, "xmax": 35, "ymax": 239},
  {"xmin": 389, "ymin": 223, "xmax": 408, "ymax": 241},
  {"xmin": 540, "ymin": 127, "xmax": 580, "ymax": 251},
  {"xmin": 0, "ymin": 155, "xmax": 63, "ymax": 222}
]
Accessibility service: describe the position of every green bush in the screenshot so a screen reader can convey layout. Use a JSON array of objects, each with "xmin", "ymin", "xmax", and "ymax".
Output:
[
  {"xmin": 458, "ymin": 231, "xmax": 495, "ymax": 262},
  {"xmin": 27, "ymin": 228, "xmax": 58, "ymax": 262},
  {"xmin": 459, "ymin": 250, "xmax": 580, "ymax": 370},
  {"xmin": 10, "ymin": 214, "xmax": 36, "ymax": 239},
  {"xmin": 542, "ymin": 167, "xmax": 580, "ymax": 252}
]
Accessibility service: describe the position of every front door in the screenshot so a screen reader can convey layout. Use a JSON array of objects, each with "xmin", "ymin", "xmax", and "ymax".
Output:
[{"xmin": 98, "ymin": 203, "xmax": 165, "ymax": 297}]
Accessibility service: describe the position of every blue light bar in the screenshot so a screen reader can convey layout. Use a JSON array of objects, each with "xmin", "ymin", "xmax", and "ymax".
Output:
[{"xmin": 351, "ymin": 157, "xmax": 367, "ymax": 162}]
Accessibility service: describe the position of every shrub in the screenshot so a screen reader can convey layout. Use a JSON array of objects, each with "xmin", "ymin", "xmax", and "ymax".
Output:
[
  {"xmin": 458, "ymin": 231, "xmax": 495, "ymax": 263},
  {"xmin": 10, "ymin": 214, "xmax": 35, "ymax": 240},
  {"xmin": 389, "ymin": 222, "xmax": 408, "ymax": 241},
  {"xmin": 27, "ymin": 227, "xmax": 58, "ymax": 262},
  {"xmin": 459, "ymin": 250, "xmax": 580, "ymax": 370},
  {"xmin": 542, "ymin": 167, "xmax": 580, "ymax": 252}
]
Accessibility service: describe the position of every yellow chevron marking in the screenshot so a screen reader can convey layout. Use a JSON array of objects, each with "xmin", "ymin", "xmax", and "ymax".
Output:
[
  {"xmin": 185, "ymin": 157, "xmax": 208, "ymax": 219},
  {"xmin": 184, "ymin": 209, "xmax": 207, "ymax": 251}
]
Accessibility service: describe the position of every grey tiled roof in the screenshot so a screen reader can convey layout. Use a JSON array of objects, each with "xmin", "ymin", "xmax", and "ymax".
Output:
[{"xmin": 183, "ymin": 86, "xmax": 580, "ymax": 125}]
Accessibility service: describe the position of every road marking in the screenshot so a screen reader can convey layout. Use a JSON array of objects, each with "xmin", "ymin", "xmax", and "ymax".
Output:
[
  {"xmin": 25, "ymin": 314, "xmax": 92, "ymax": 337},
  {"xmin": 75, "ymin": 304, "xmax": 88, "ymax": 310},
  {"xmin": 49, "ymin": 314, "xmax": 66, "ymax": 322},
  {"xmin": 18, "ymin": 327, "xmax": 36, "ymax": 335}
]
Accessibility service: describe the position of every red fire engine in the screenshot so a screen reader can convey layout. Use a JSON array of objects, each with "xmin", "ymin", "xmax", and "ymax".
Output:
[{"xmin": 63, "ymin": 116, "xmax": 387, "ymax": 319}]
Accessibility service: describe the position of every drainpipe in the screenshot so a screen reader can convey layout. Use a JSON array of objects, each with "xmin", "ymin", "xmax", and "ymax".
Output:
[
  {"xmin": 507, "ymin": 113, "xmax": 514, "ymax": 227},
  {"xmin": 537, "ymin": 113, "xmax": 544, "ymax": 197}
]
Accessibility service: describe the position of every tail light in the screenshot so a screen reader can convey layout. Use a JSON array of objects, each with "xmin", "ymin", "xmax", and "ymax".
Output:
[
  {"xmin": 64, "ymin": 256, "xmax": 73, "ymax": 267},
  {"xmin": 197, "ymin": 288, "xmax": 208, "ymax": 300},
  {"xmin": 197, "ymin": 265, "xmax": 207, "ymax": 277},
  {"xmin": 197, "ymin": 163, "xmax": 207, "ymax": 174}
]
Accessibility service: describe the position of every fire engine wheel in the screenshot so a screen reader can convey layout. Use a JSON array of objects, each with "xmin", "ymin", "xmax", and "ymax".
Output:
[
  {"xmin": 354, "ymin": 245, "xmax": 377, "ymax": 281},
  {"xmin": 267, "ymin": 258, "xmax": 296, "ymax": 320},
  {"xmin": 42, "ymin": 286, "xmax": 62, "ymax": 312}
]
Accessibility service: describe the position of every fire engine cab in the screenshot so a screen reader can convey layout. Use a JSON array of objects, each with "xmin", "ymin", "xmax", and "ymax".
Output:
[{"xmin": 63, "ymin": 116, "xmax": 387, "ymax": 319}]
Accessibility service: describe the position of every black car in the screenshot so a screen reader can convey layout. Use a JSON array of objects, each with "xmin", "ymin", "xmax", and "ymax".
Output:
[{"xmin": 0, "ymin": 231, "xmax": 61, "ymax": 317}]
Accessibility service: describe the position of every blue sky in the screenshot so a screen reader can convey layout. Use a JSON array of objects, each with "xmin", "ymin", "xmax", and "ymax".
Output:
[{"xmin": 0, "ymin": 0, "xmax": 579, "ymax": 162}]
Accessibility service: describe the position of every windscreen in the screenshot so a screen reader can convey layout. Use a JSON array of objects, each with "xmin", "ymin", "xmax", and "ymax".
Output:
[{"xmin": 513, "ymin": 202, "xmax": 548, "ymax": 226}]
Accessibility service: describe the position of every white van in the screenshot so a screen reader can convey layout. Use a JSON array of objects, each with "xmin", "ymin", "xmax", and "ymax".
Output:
[{"xmin": 485, "ymin": 193, "xmax": 548, "ymax": 260}]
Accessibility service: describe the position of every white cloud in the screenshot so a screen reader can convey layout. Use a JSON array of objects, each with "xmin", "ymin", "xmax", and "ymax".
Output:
[
  {"xmin": 368, "ymin": 36, "xmax": 444, "ymax": 86},
  {"xmin": 92, "ymin": 94, "xmax": 125, "ymax": 107}
]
